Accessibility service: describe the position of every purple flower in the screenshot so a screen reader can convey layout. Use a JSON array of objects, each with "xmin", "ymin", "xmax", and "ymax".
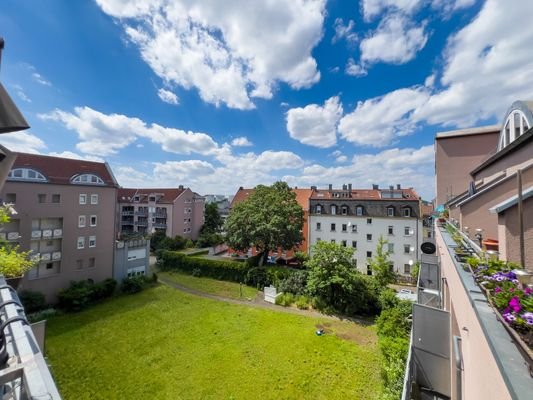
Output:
[
  {"xmin": 521, "ymin": 312, "xmax": 533, "ymax": 319},
  {"xmin": 509, "ymin": 296, "xmax": 522, "ymax": 313},
  {"xmin": 526, "ymin": 318, "xmax": 533, "ymax": 326},
  {"xmin": 495, "ymin": 276, "xmax": 505, "ymax": 282},
  {"xmin": 506, "ymin": 272, "xmax": 517, "ymax": 280},
  {"xmin": 525, "ymin": 287, "xmax": 533, "ymax": 295},
  {"xmin": 495, "ymin": 287, "xmax": 502, "ymax": 293},
  {"xmin": 512, "ymin": 279, "xmax": 520, "ymax": 285},
  {"xmin": 504, "ymin": 313, "xmax": 517, "ymax": 323}
]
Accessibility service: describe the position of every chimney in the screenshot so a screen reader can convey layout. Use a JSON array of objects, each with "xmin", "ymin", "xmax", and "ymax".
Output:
[
  {"xmin": 342, "ymin": 184, "xmax": 347, "ymax": 191},
  {"xmin": 397, "ymin": 184, "xmax": 401, "ymax": 190},
  {"xmin": 372, "ymin": 184, "xmax": 378, "ymax": 190},
  {"xmin": 179, "ymin": 185, "xmax": 184, "ymax": 190},
  {"xmin": 348, "ymin": 183, "xmax": 352, "ymax": 191},
  {"xmin": 311, "ymin": 185, "xmax": 317, "ymax": 191},
  {"xmin": 389, "ymin": 185, "xmax": 394, "ymax": 190},
  {"xmin": 328, "ymin": 184, "xmax": 333, "ymax": 191},
  {"xmin": 239, "ymin": 186, "xmax": 243, "ymax": 190}
]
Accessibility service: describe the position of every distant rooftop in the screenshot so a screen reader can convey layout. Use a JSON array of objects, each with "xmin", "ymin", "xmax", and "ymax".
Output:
[{"xmin": 435, "ymin": 124, "xmax": 500, "ymax": 139}]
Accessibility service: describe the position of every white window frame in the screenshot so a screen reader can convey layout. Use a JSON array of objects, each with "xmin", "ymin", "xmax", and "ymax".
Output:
[
  {"xmin": 90, "ymin": 194, "xmax": 98, "ymax": 205},
  {"xmin": 316, "ymin": 222, "xmax": 321, "ymax": 230},
  {"xmin": 356, "ymin": 206, "xmax": 363, "ymax": 216},
  {"xmin": 77, "ymin": 236, "xmax": 85, "ymax": 249},
  {"xmin": 89, "ymin": 236, "xmax": 96, "ymax": 248},
  {"xmin": 316, "ymin": 205, "xmax": 322, "ymax": 214},
  {"xmin": 79, "ymin": 194, "xmax": 87, "ymax": 205},
  {"xmin": 90, "ymin": 215, "xmax": 97, "ymax": 227},
  {"xmin": 351, "ymin": 224, "xmax": 357, "ymax": 233},
  {"xmin": 403, "ymin": 208, "xmax": 411, "ymax": 217},
  {"xmin": 331, "ymin": 205, "xmax": 336, "ymax": 215},
  {"xmin": 367, "ymin": 234, "xmax": 372, "ymax": 242},
  {"xmin": 388, "ymin": 226, "xmax": 394, "ymax": 235},
  {"xmin": 387, "ymin": 207, "xmax": 395, "ymax": 217},
  {"xmin": 388, "ymin": 243, "xmax": 394, "ymax": 253},
  {"xmin": 404, "ymin": 226, "xmax": 411, "ymax": 236},
  {"xmin": 78, "ymin": 215, "xmax": 86, "ymax": 228},
  {"xmin": 404, "ymin": 244, "xmax": 411, "ymax": 254}
]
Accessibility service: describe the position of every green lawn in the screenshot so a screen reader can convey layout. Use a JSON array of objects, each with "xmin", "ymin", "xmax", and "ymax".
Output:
[
  {"xmin": 46, "ymin": 285, "xmax": 382, "ymax": 399},
  {"xmin": 158, "ymin": 270, "xmax": 258, "ymax": 300}
]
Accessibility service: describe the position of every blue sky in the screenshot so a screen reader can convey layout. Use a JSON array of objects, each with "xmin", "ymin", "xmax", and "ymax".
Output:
[{"xmin": 0, "ymin": 0, "xmax": 531, "ymax": 200}]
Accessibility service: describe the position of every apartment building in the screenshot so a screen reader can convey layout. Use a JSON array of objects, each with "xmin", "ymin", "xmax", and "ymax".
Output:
[
  {"xmin": 117, "ymin": 186, "xmax": 204, "ymax": 240},
  {"xmin": 308, "ymin": 184, "xmax": 423, "ymax": 277},
  {"xmin": 0, "ymin": 153, "xmax": 118, "ymax": 300}
]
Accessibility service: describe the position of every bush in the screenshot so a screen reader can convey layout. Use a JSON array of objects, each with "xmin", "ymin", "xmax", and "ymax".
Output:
[
  {"xmin": 27, "ymin": 308, "xmax": 59, "ymax": 323},
  {"xmin": 185, "ymin": 239, "xmax": 194, "ymax": 249},
  {"xmin": 159, "ymin": 250, "xmax": 249, "ymax": 283},
  {"xmin": 295, "ymin": 295, "xmax": 310, "ymax": 310},
  {"xmin": 57, "ymin": 279, "xmax": 118, "ymax": 312},
  {"xmin": 18, "ymin": 290, "xmax": 46, "ymax": 314},
  {"xmin": 275, "ymin": 293, "xmax": 295, "ymax": 307},
  {"xmin": 121, "ymin": 276, "xmax": 147, "ymax": 294},
  {"xmin": 378, "ymin": 289, "xmax": 400, "ymax": 311},
  {"xmin": 278, "ymin": 270, "xmax": 308, "ymax": 295},
  {"xmin": 245, "ymin": 267, "xmax": 269, "ymax": 288},
  {"xmin": 192, "ymin": 268, "xmax": 202, "ymax": 277}
]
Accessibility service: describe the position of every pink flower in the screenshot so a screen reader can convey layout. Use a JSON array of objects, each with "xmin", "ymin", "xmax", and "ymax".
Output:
[
  {"xmin": 509, "ymin": 287, "xmax": 514, "ymax": 292},
  {"xmin": 525, "ymin": 287, "xmax": 533, "ymax": 295},
  {"xmin": 495, "ymin": 287, "xmax": 502, "ymax": 293},
  {"xmin": 509, "ymin": 296, "xmax": 522, "ymax": 313}
]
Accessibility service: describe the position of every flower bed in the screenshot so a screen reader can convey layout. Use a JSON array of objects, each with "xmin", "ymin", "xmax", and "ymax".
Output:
[{"xmin": 471, "ymin": 258, "xmax": 533, "ymax": 351}]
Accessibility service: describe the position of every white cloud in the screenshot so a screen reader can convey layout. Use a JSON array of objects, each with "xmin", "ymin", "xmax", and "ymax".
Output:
[
  {"xmin": 11, "ymin": 84, "xmax": 31, "ymax": 103},
  {"xmin": 96, "ymin": 0, "xmax": 325, "ymax": 110},
  {"xmin": 286, "ymin": 96, "xmax": 343, "ymax": 148},
  {"xmin": 157, "ymin": 88, "xmax": 179, "ymax": 105},
  {"xmin": 31, "ymin": 72, "xmax": 52, "ymax": 86},
  {"xmin": 335, "ymin": 155, "xmax": 348, "ymax": 163},
  {"xmin": 47, "ymin": 151, "xmax": 104, "ymax": 162},
  {"xmin": 345, "ymin": 58, "xmax": 367, "ymax": 77},
  {"xmin": 362, "ymin": 0, "xmax": 423, "ymax": 21},
  {"xmin": 332, "ymin": 18, "xmax": 357, "ymax": 44},
  {"xmin": 360, "ymin": 14, "xmax": 428, "ymax": 65},
  {"xmin": 0, "ymin": 132, "xmax": 46, "ymax": 154},
  {"xmin": 39, "ymin": 106, "xmax": 220, "ymax": 157},
  {"xmin": 280, "ymin": 102, "xmax": 290, "ymax": 108},
  {"xmin": 231, "ymin": 137, "xmax": 253, "ymax": 147},
  {"xmin": 338, "ymin": 87, "xmax": 429, "ymax": 147},
  {"xmin": 154, "ymin": 160, "xmax": 215, "ymax": 181}
]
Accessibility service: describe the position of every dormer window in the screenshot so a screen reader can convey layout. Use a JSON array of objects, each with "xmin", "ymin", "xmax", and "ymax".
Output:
[
  {"xmin": 498, "ymin": 104, "xmax": 532, "ymax": 150},
  {"xmin": 387, "ymin": 207, "xmax": 395, "ymax": 217},
  {"xmin": 356, "ymin": 206, "xmax": 363, "ymax": 216},
  {"xmin": 133, "ymin": 196, "xmax": 140, "ymax": 202},
  {"xmin": 331, "ymin": 205, "xmax": 337, "ymax": 215},
  {"xmin": 316, "ymin": 205, "xmax": 322, "ymax": 214},
  {"xmin": 8, "ymin": 168, "xmax": 47, "ymax": 182},
  {"xmin": 71, "ymin": 174, "xmax": 104, "ymax": 185},
  {"xmin": 341, "ymin": 206, "xmax": 348, "ymax": 215},
  {"xmin": 403, "ymin": 207, "xmax": 411, "ymax": 217}
]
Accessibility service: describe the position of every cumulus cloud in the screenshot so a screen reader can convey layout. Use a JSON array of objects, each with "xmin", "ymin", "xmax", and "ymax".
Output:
[
  {"xmin": 345, "ymin": 58, "xmax": 367, "ymax": 77},
  {"xmin": 231, "ymin": 137, "xmax": 253, "ymax": 147},
  {"xmin": 11, "ymin": 84, "xmax": 31, "ymax": 103},
  {"xmin": 332, "ymin": 18, "xmax": 357, "ymax": 44},
  {"xmin": 47, "ymin": 151, "xmax": 104, "ymax": 162},
  {"xmin": 31, "ymin": 72, "xmax": 52, "ymax": 86},
  {"xmin": 0, "ymin": 132, "xmax": 46, "ymax": 154},
  {"xmin": 338, "ymin": 87, "xmax": 429, "ymax": 147},
  {"xmin": 286, "ymin": 96, "xmax": 343, "ymax": 148},
  {"xmin": 96, "ymin": 0, "xmax": 325, "ymax": 110},
  {"xmin": 362, "ymin": 0, "xmax": 423, "ymax": 21},
  {"xmin": 157, "ymin": 88, "xmax": 179, "ymax": 105}
]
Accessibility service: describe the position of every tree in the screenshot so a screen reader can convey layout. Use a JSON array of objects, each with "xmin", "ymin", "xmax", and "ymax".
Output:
[
  {"xmin": 370, "ymin": 236, "xmax": 397, "ymax": 287},
  {"xmin": 201, "ymin": 202, "xmax": 223, "ymax": 234},
  {"xmin": 0, "ymin": 205, "xmax": 35, "ymax": 279},
  {"xmin": 225, "ymin": 182, "xmax": 304, "ymax": 265}
]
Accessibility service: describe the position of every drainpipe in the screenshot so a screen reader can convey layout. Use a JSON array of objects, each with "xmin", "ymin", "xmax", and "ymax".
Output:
[{"xmin": 517, "ymin": 169, "xmax": 526, "ymax": 270}]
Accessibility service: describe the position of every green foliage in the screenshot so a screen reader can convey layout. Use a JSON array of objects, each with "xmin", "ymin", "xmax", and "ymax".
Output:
[
  {"xmin": 121, "ymin": 276, "xmax": 148, "ymax": 294},
  {"xmin": 149, "ymin": 230, "xmax": 167, "ymax": 252},
  {"xmin": 0, "ymin": 244, "xmax": 35, "ymax": 278},
  {"xmin": 58, "ymin": 279, "xmax": 117, "ymax": 312},
  {"xmin": 378, "ymin": 289, "xmax": 400, "ymax": 311},
  {"xmin": 295, "ymin": 295, "xmax": 310, "ymax": 310},
  {"xmin": 306, "ymin": 241, "xmax": 380, "ymax": 316},
  {"xmin": 376, "ymin": 300, "xmax": 412, "ymax": 338},
  {"xmin": 159, "ymin": 250, "xmax": 249, "ymax": 283},
  {"xmin": 466, "ymin": 256, "xmax": 480, "ymax": 269},
  {"xmin": 369, "ymin": 236, "xmax": 396, "ymax": 287},
  {"xmin": 159, "ymin": 235, "xmax": 188, "ymax": 251},
  {"xmin": 225, "ymin": 182, "xmax": 304, "ymax": 265},
  {"xmin": 19, "ymin": 290, "xmax": 46, "ymax": 313},
  {"xmin": 245, "ymin": 267, "xmax": 269, "ymax": 288},
  {"xmin": 191, "ymin": 268, "xmax": 202, "ymax": 277},
  {"xmin": 275, "ymin": 292, "xmax": 295, "ymax": 307},
  {"xmin": 278, "ymin": 270, "xmax": 308, "ymax": 295},
  {"xmin": 293, "ymin": 251, "xmax": 310, "ymax": 266},
  {"xmin": 196, "ymin": 232, "xmax": 224, "ymax": 248},
  {"xmin": 201, "ymin": 202, "xmax": 223, "ymax": 234},
  {"xmin": 410, "ymin": 262, "xmax": 420, "ymax": 282}
]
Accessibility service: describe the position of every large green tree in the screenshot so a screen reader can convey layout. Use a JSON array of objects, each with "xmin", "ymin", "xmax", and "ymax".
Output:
[
  {"xmin": 201, "ymin": 202, "xmax": 223, "ymax": 234},
  {"xmin": 370, "ymin": 236, "xmax": 397, "ymax": 287},
  {"xmin": 225, "ymin": 181, "xmax": 303, "ymax": 265}
]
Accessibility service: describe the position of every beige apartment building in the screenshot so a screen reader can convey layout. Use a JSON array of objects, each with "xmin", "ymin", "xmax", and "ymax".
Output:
[
  {"xmin": 117, "ymin": 187, "xmax": 204, "ymax": 240},
  {"xmin": 0, "ymin": 153, "xmax": 118, "ymax": 301}
]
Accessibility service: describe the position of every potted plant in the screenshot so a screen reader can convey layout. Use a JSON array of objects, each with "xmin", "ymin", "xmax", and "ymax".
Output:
[{"xmin": 0, "ymin": 245, "xmax": 35, "ymax": 289}]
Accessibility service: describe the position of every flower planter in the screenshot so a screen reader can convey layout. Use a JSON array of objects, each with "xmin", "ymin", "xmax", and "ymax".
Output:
[
  {"xmin": 5, "ymin": 276, "xmax": 22, "ymax": 289},
  {"xmin": 482, "ymin": 238, "xmax": 499, "ymax": 252}
]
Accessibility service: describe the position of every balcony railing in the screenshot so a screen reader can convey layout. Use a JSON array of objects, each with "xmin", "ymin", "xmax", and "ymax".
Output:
[{"xmin": 153, "ymin": 223, "xmax": 167, "ymax": 228}]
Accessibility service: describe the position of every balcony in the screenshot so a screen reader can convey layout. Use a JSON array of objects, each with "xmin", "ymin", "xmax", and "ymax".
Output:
[
  {"xmin": 153, "ymin": 212, "xmax": 167, "ymax": 218},
  {"xmin": 42, "ymin": 229, "xmax": 52, "ymax": 239},
  {"xmin": 135, "ymin": 220, "xmax": 147, "ymax": 226},
  {"xmin": 135, "ymin": 211, "xmax": 147, "ymax": 216},
  {"xmin": 31, "ymin": 230, "xmax": 42, "ymax": 240},
  {"xmin": 121, "ymin": 211, "xmax": 134, "ymax": 216},
  {"xmin": 153, "ymin": 222, "xmax": 167, "ymax": 229},
  {"xmin": 53, "ymin": 228, "xmax": 62, "ymax": 238}
]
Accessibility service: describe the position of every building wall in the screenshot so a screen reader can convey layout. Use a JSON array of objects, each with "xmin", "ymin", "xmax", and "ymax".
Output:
[
  {"xmin": 113, "ymin": 238, "xmax": 150, "ymax": 281},
  {"xmin": 1, "ymin": 181, "xmax": 116, "ymax": 301},
  {"xmin": 435, "ymin": 131, "xmax": 499, "ymax": 206},
  {"xmin": 498, "ymin": 196, "xmax": 533, "ymax": 268},
  {"xmin": 473, "ymin": 140, "xmax": 533, "ymax": 182},
  {"xmin": 308, "ymin": 215, "xmax": 422, "ymax": 275},
  {"xmin": 436, "ymin": 228, "xmax": 511, "ymax": 400},
  {"xmin": 192, "ymin": 193, "xmax": 205, "ymax": 240},
  {"xmin": 459, "ymin": 166, "xmax": 533, "ymax": 240}
]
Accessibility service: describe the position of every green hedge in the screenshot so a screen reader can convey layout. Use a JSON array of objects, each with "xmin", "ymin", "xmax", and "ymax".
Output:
[{"xmin": 158, "ymin": 251, "xmax": 249, "ymax": 282}]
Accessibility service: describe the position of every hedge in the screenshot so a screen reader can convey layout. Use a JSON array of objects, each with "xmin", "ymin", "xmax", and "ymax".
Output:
[{"xmin": 158, "ymin": 251, "xmax": 249, "ymax": 283}]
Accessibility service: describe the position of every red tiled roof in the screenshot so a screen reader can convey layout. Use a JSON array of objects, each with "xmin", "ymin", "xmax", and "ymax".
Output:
[
  {"xmin": 12, "ymin": 152, "xmax": 117, "ymax": 186},
  {"xmin": 230, "ymin": 187, "xmax": 312, "ymax": 210},
  {"xmin": 118, "ymin": 188, "xmax": 186, "ymax": 204},
  {"xmin": 310, "ymin": 187, "xmax": 420, "ymax": 200}
]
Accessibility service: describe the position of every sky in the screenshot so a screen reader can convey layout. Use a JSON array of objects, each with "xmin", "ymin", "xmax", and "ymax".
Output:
[{"xmin": 0, "ymin": 0, "xmax": 532, "ymax": 200}]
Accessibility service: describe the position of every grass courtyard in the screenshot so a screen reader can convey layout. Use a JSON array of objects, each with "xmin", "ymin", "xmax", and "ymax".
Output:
[{"xmin": 45, "ymin": 285, "xmax": 382, "ymax": 399}]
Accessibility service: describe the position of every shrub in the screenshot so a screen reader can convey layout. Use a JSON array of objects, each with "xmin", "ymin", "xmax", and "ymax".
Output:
[
  {"xmin": 295, "ymin": 295, "xmax": 310, "ymax": 310},
  {"xmin": 185, "ymin": 239, "xmax": 194, "ymax": 249},
  {"xmin": 18, "ymin": 290, "xmax": 46, "ymax": 314},
  {"xmin": 121, "ymin": 276, "xmax": 147, "ymax": 294},
  {"xmin": 192, "ymin": 268, "xmax": 202, "ymax": 277},
  {"xmin": 246, "ymin": 267, "xmax": 270, "ymax": 288},
  {"xmin": 275, "ymin": 293, "xmax": 295, "ymax": 307},
  {"xmin": 90, "ymin": 278, "xmax": 117, "ymax": 301},
  {"xmin": 378, "ymin": 289, "xmax": 400, "ymax": 311},
  {"xmin": 57, "ymin": 279, "xmax": 117, "ymax": 312},
  {"xmin": 151, "ymin": 272, "xmax": 158, "ymax": 283},
  {"xmin": 278, "ymin": 270, "xmax": 308, "ymax": 295},
  {"xmin": 27, "ymin": 308, "xmax": 59, "ymax": 323}
]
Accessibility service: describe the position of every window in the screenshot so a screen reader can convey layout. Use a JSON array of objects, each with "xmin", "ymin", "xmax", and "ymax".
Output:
[
  {"xmin": 404, "ymin": 226, "xmax": 411, "ymax": 236},
  {"xmin": 71, "ymin": 174, "xmax": 105, "ymax": 185},
  {"xmin": 89, "ymin": 236, "xmax": 96, "ymax": 248},
  {"xmin": 367, "ymin": 218, "xmax": 372, "ymax": 225},
  {"xmin": 5, "ymin": 193, "xmax": 16, "ymax": 203},
  {"xmin": 316, "ymin": 205, "xmax": 322, "ymax": 214},
  {"xmin": 76, "ymin": 259, "xmax": 83, "ymax": 270},
  {"xmin": 388, "ymin": 226, "xmax": 394, "ymax": 235},
  {"xmin": 404, "ymin": 264, "xmax": 411, "ymax": 274},
  {"xmin": 134, "ymin": 196, "xmax": 140, "ymax": 202},
  {"xmin": 8, "ymin": 168, "xmax": 46, "ymax": 181},
  {"xmin": 330, "ymin": 239, "xmax": 336, "ymax": 244},
  {"xmin": 341, "ymin": 206, "xmax": 348, "ymax": 215},
  {"xmin": 352, "ymin": 241, "xmax": 357, "ymax": 248},
  {"xmin": 45, "ymin": 262, "xmax": 54, "ymax": 270},
  {"xmin": 330, "ymin": 223, "xmax": 336, "ymax": 231},
  {"xmin": 316, "ymin": 238, "xmax": 321, "ymax": 242},
  {"xmin": 367, "ymin": 234, "xmax": 372, "ymax": 241},
  {"xmin": 341, "ymin": 240, "xmax": 347, "ymax": 247},
  {"xmin": 356, "ymin": 206, "xmax": 363, "ymax": 216},
  {"xmin": 427, "ymin": 231, "xmax": 432, "ymax": 239},
  {"xmin": 367, "ymin": 265, "xmax": 372, "ymax": 276},
  {"xmin": 403, "ymin": 208, "xmax": 411, "ymax": 217},
  {"xmin": 388, "ymin": 243, "xmax": 394, "ymax": 253},
  {"xmin": 331, "ymin": 205, "xmax": 336, "ymax": 215},
  {"xmin": 38, "ymin": 194, "xmax": 46, "ymax": 203},
  {"xmin": 88, "ymin": 257, "xmax": 95, "ymax": 268},
  {"xmin": 387, "ymin": 207, "xmax": 395, "ymax": 217},
  {"xmin": 77, "ymin": 237, "xmax": 85, "ymax": 249},
  {"xmin": 90, "ymin": 215, "xmax": 97, "ymax": 227},
  {"xmin": 52, "ymin": 194, "xmax": 61, "ymax": 203},
  {"xmin": 404, "ymin": 244, "xmax": 411, "ymax": 254},
  {"xmin": 353, "ymin": 259, "xmax": 358, "ymax": 267},
  {"xmin": 316, "ymin": 222, "xmax": 321, "ymax": 230},
  {"xmin": 78, "ymin": 215, "xmax": 86, "ymax": 228},
  {"xmin": 149, "ymin": 196, "xmax": 156, "ymax": 202},
  {"xmin": 90, "ymin": 194, "xmax": 98, "ymax": 205},
  {"xmin": 366, "ymin": 251, "xmax": 372, "ymax": 258},
  {"xmin": 79, "ymin": 194, "xmax": 87, "ymax": 205},
  {"xmin": 342, "ymin": 224, "xmax": 347, "ymax": 232},
  {"xmin": 351, "ymin": 224, "xmax": 357, "ymax": 233}
]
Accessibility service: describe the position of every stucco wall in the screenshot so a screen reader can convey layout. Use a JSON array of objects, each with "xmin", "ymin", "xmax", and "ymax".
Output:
[
  {"xmin": 473, "ymin": 140, "xmax": 533, "ymax": 182},
  {"xmin": 499, "ymin": 196, "xmax": 533, "ymax": 268}
]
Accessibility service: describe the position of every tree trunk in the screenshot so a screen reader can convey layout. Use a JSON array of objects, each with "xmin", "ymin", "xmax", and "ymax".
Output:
[{"xmin": 258, "ymin": 249, "xmax": 269, "ymax": 267}]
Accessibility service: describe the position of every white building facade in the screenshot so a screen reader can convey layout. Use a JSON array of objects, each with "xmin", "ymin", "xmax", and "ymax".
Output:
[{"xmin": 308, "ymin": 184, "xmax": 423, "ymax": 277}]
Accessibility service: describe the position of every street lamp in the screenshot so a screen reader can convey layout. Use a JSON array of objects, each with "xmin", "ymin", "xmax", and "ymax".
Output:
[{"xmin": 0, "ymin": 37, "xmax": 30, "ymax": 134}]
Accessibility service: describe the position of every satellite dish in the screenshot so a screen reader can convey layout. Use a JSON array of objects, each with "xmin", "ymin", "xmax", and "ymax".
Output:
[{"xmin": 421, "ymin": 242, "xmax": 436, "ymax": 254}]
